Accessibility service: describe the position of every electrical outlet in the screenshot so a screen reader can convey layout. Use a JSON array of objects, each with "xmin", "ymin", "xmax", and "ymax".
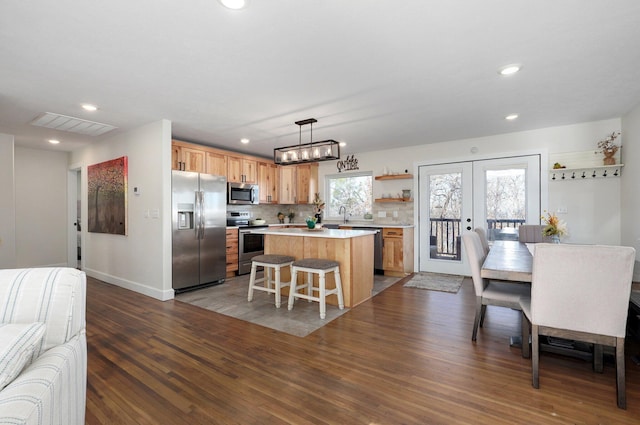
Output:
[
  {"xmin": 393, "ymin": 211, "xmax": 398, "ymax": 217},
  {"xmin": 557, "ymin": 207, "xmax": 568, "ymax": 214}
]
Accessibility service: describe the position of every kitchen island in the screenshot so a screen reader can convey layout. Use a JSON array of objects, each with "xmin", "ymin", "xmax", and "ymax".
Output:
[{"xmin": 249, "ymin": 227, "xmax": 376, "ymax": 308}]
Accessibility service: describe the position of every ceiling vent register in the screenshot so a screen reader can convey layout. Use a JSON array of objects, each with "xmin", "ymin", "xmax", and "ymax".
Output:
[{"xmin": 30, "ymin": 112, "xmax": 117, "ymax": 136}]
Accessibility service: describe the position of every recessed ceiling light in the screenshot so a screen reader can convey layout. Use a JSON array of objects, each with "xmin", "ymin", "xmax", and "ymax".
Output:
[
  {"xmin": 81, "ymin": 104, "xmax": 98, "ymax": 111},
  {"xmin": 219, "ymin": 0, "xmax": 247, "ymax": 10},
  {"xmin": 498, "ymin": 64, "xmax": 521, "ymax": 76},
  {"xmin": 505, "ymin": 114, "xmax": 519, "ymax": 120},
  {"xmin": 48, "ymin": 139, "xmax": 60, "ymax": 144},
  {"xmin": 240, "ymin": 138, "xmax": 250, "ymax": 144}
]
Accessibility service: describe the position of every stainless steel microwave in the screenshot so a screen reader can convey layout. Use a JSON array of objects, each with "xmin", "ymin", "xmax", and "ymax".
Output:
[{"xmin": 228, "ymin": 182, "xmax": 259, "ymax": 205}]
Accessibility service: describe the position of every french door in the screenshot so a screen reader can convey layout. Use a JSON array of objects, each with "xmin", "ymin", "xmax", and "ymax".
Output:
[{"xmin": 418, "ymin": 155, "xmax": 540, "ymax": 275}]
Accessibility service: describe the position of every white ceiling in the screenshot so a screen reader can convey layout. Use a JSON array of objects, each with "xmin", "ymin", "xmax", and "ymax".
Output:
[{"xmin": 2, "ymin": 0, "xmax": 640, "ymax": 158}]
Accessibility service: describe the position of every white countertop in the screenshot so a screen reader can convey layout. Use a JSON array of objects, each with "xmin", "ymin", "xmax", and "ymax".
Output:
[
  {"xmin": 248, "ymin": 227, "xmax": 378, "ymax": 239},
  {"xmin": 268, "ymin": 223, "xmax": 414, "ymax": 229}
]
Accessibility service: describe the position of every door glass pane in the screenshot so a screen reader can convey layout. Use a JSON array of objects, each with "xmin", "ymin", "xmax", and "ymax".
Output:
[
  {"xmin": 485, "ymin": 168, "xmax": 526, "ymax": 242},
  {"xmin": 429, "ymin": 173, "xmax": 462, "ymax": 260}
]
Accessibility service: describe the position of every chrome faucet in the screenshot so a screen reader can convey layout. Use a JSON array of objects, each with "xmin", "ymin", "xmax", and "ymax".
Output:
[{"xmin": 338, "ymin": 205, "xmax": 349, "ymax": 223}]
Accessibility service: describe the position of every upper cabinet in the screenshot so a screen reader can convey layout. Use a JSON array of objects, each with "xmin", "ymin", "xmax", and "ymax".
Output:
[
  {"xmin": 258, "ymin": 161, "xmax": 279, "ymax": 203},
  {"xmin": 279, "ymin": 166, "xmax": 296, "ymax": 204},
  {"xmin": 227, "ymin": 155, "xmax": 257, "ymax": 183},
  {"xmin": 279, "ymin": 163, "xmax": 318, "ymax": 204},
  {"xmin": 171, "ymin": 139, "xmax": 316, "ymax": 205},
  {"xmin": 205, "ymin": 151, "xmax": 227, "ymax": 176},
  {"xmin": 172, "ymin": 141, "xmax": 205, "ymax": 172},
  {"xmin": 295, "ymin": 163, "xmax": 317, "ymax": 204}
]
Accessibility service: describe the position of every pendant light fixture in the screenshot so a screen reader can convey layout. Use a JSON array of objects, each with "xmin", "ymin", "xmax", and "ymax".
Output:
[{"xmin": 273, "ymin": 118, "xmax": 340, "ymax": 165}]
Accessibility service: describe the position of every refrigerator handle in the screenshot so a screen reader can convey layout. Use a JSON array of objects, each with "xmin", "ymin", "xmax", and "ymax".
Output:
[
  {"xmin": 194, "ymin": 191, "xmax": 201, "ymax": 239},
  {"xmin": 199, "ymin": 190, "xmax": 205, "ymax": 239}
]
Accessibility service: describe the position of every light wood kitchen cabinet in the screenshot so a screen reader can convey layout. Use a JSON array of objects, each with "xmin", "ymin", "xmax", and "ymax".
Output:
[
  {"xmin": 172, "ymin": 142, "xmax": 205, "ymax": 172},
  {"xmin": 382, "ymin": 228, "xmax": 414, "ymax": 277},
  {"xmin": 295, "ymin": 163, "xmax": 317, "ymax": 204},
  {"xmin": 227, "ymin": 156, "xmax": 257, "ymax": 183},
  {"xmin": 279, "ymin": 165, "xmax": 296, "ymax": 204},
  {"xmin": 279, "ymin": 163, "xmax": 318, "ymax": 204},
  {"xmin": 258, "ymin": 161, "xmax": 278, "ymax": 203},
  {"xmin": 226, "ymin": 228, "xmax": 239, "ymax": 277},
  {"xmin": 205, "ymin": 151, "xmax": 228, "ymax": 177}
]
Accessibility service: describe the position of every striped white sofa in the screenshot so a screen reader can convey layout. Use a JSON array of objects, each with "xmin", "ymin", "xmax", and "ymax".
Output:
[{"xmin": 0, "ymin": 268, "xmax": 87, "ymax": 425}]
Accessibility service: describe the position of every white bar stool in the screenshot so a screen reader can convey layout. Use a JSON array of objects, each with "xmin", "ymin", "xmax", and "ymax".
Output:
[
  {"xmin": 287, "ymin": 258, "xmax": 344, "ymax": 319},
  {"xmin": 247, "ymin": 254, "xmax": 295, "ymax": 308}
]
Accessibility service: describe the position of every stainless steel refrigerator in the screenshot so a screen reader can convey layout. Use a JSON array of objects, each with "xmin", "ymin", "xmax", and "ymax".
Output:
[{"xmin": 172, "ymin": 170, "xmax": 227, "ymax": 292}]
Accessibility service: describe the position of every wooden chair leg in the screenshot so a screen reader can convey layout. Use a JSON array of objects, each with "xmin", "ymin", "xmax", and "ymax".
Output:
[
  {"xmin": 593, "ymin": 344, "xmax": 604, "ymax": 373},
  {"xmin": 521, "ymin": 311, "xmax": 530, "ymax": 359},
  {"xmin": 479, "ymin": 304, "xmax": 487, "ymax": 327},
  {"xmin": 472, "ymin": 297, "xmax": 482, "ymax": 341},
  {"xmin": 532, "ymin": 325, "xmax": 539, "ymax": 389},
  {"xmin": 616, "ymin": 337, "xmax": 626, "ymax": 409}
]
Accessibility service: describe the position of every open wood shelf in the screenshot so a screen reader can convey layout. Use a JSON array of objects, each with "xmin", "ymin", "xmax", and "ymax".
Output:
[
  {"xmin": 375, "ymin": 174, "xmax": 413, "ymax": 180},
  {"xmin": 375, "ymin": 198, "xmax": 412, "ymax": 202}
]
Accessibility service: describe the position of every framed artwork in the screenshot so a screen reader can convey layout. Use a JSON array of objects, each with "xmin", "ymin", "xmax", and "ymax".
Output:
[{"xmin": 88, "ymin": 156, "xmax": 128, "ymax": 235}]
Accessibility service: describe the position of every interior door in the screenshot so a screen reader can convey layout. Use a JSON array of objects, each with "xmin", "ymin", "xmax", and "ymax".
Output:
[{"xmin": 418, "ymin": 162, "xmax": 473, "ymax": 275}]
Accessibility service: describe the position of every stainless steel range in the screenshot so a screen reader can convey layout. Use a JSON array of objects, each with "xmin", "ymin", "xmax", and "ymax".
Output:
[{"xmin": 227, "ymin": 212, "xmax": 268, "ymax": 275}]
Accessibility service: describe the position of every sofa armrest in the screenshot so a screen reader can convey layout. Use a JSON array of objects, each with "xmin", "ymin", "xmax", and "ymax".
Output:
[
  {"xmin": 0, "ymin": 333, "xmax": 87, "ymax": 425},
  {"xmin": 0, "ymin": 268, "xmax": 86, "ymax": 358}
]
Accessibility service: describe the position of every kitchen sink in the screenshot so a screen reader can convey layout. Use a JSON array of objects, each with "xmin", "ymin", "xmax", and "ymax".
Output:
[{"xmin": 321, "ymin": 223, "xmax": 340, "ymax": 229}]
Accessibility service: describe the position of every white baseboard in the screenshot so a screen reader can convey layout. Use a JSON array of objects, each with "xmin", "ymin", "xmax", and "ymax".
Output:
[{"xmin": 83, "ymin": 268, "xmax": 174, "ymax": 301}]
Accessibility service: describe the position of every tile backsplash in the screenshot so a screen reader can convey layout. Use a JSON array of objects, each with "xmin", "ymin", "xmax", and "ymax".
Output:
[{"xmin": 227, "ymin": 202, "xmax": 414, "ymax": 225}]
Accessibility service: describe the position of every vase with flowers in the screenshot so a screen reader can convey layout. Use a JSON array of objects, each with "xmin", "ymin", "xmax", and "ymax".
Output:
[
  {"xmin": 541, "ymin": 211, "xmax": 567, "ymax": 243},
  {"xmin": 312, "ymin": 193, "xmax": 325, "ymax": 223},
  {"xmin": 595, "ymin": 131, "xmax": 621, "ymax": 166}
]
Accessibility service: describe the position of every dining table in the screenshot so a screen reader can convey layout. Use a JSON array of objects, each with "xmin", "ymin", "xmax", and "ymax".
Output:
[{"xmin": 481, "ymin": 240, "xmax": 532, "ymax": 282}]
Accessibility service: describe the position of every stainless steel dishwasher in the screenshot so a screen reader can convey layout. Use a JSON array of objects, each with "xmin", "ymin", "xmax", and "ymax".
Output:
[{"xmin": 356, "ymin": 227, "xmax": 383, "ymax": 274}]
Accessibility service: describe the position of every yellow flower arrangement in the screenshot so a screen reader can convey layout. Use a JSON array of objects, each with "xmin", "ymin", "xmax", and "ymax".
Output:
[{"xmin": 541, "ymin": 211, "xmax": 567, "ymax": 237}]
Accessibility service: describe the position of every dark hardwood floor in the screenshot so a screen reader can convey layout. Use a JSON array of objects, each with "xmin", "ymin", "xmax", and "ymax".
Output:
[{"xmin": 86, "ymin": 276, "xmax": 640, "ymax": 424}]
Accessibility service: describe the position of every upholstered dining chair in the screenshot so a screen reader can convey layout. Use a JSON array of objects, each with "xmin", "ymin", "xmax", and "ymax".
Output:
[
  {"xmin": 519, "ymin": 244, "xmax": 635, "ymax": 409},
  {"xmin": 518, "ymin": 224, "xmax": 549, "ymax": 243},
  {"xmin": 462, "ymin": 232, "xmax": 531, "ymax": 341},
  {"xmin": 474, "ymin": 227, "xmax": 490, "ymax": 256}
]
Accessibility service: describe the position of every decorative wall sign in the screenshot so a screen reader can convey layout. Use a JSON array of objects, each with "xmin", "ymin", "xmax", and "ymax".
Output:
[
  {"xmin": 337, "ymin": 154, "xmax": 359, "ymax": 173},
  {"xmin": 88, "ymin": 156, "xmax": 128, "ymax": 235}
]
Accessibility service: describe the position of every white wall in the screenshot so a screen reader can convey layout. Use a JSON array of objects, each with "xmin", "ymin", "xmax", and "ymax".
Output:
[
  {"xmin": 318, "ymin": 118, "xmax": 623, "ymax": 246},
  {"xmin": 0, "ymin": 134, "xmax": 16, "ymax": 268},
  {"xmin": 71, "ymin": 120, "xmax": 173, "ymax": 300},
  {"xmin": 621, "ymin": 102, "xmax": 640, "ymax": 281},
  {"xmin": 15, "ymin": 147, "xmax": 69, "ymax": 267}
]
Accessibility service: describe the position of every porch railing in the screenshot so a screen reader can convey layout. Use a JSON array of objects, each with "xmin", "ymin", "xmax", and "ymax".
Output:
[{"xmin": 429, "ymin": 218, "xmax": 526, "ymax": 258}]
